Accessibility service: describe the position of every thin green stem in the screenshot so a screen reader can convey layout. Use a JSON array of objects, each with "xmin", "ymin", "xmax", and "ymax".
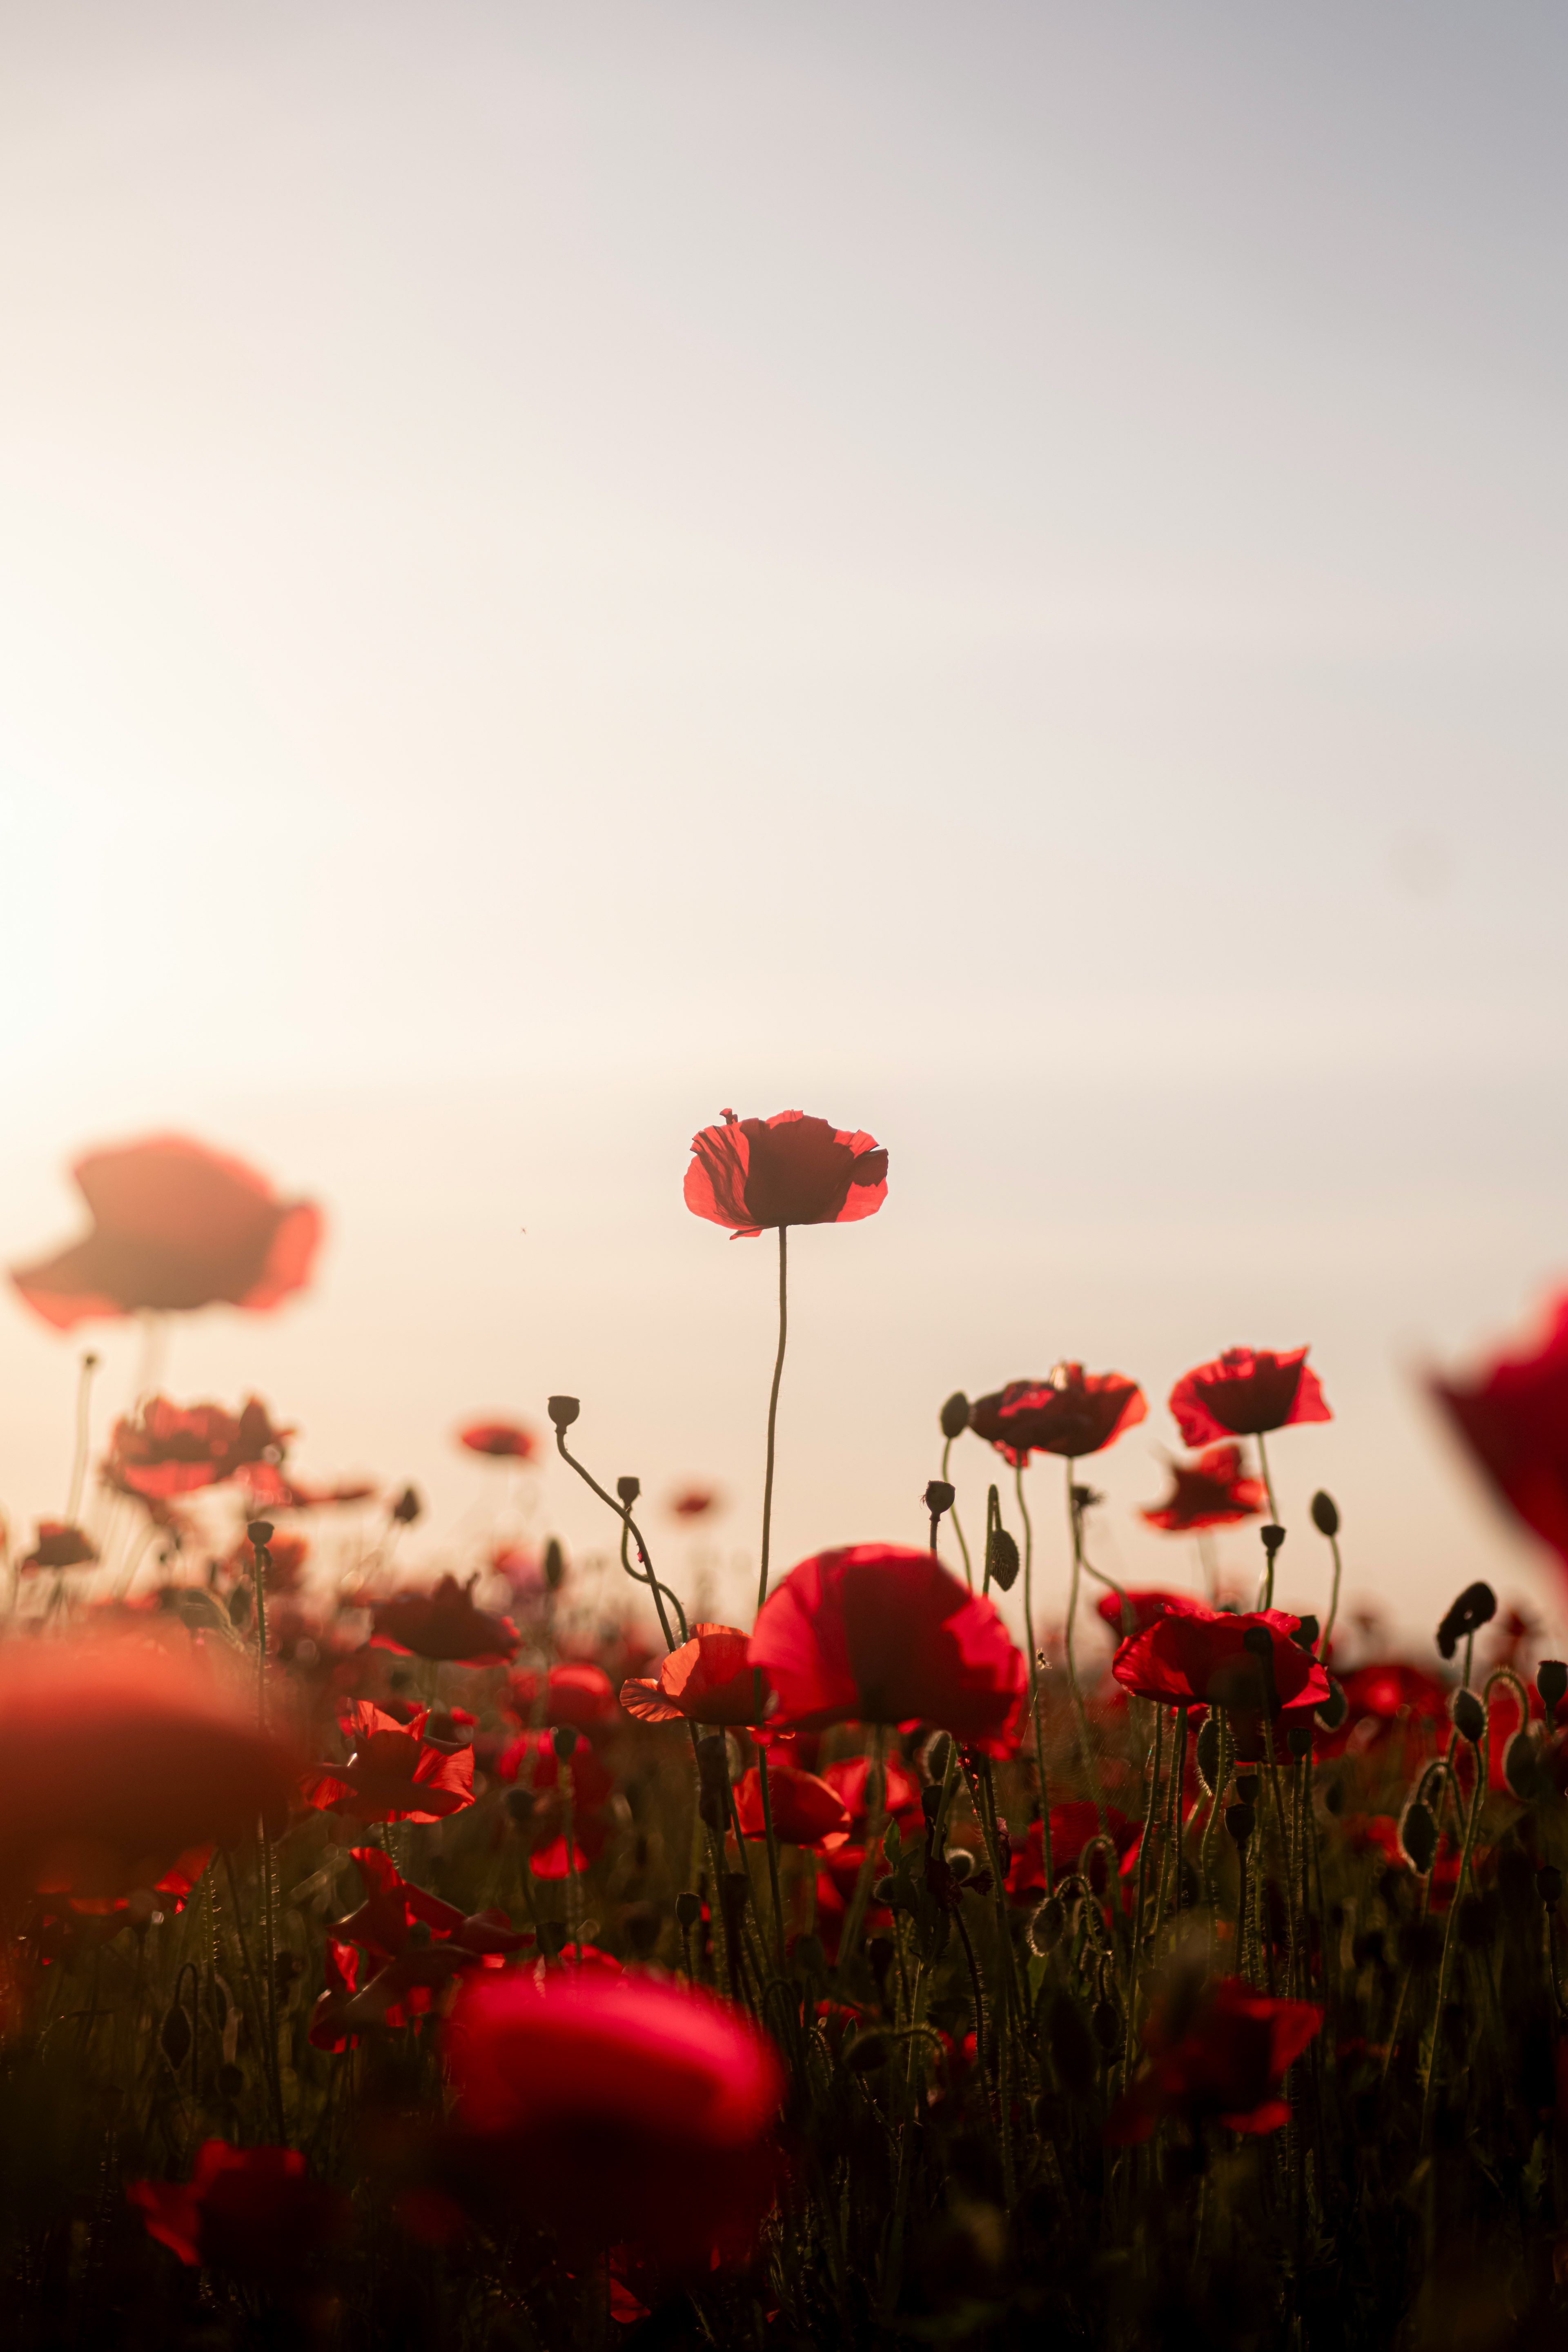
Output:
[
  {"xmin": 1063, "ymin": 1464, "xmax": 1111, "ymax": 1842},
  {"xmin": 1422, "ymin": 1740, "xmax": 1487, "ymax": 2140},
  {"xmin": 942, "ymin": 1434, "xmax": 973, "ymax": 1587},
  {"xmin": 65, "ymin": 1352, "xmax": 98, "ymax": 1526},
  {"xmin": 1014, "ymin": 1461, "xmax": 1053, "ymax": 1894},
  {"xmin": 759, "ymin": 1224, "xmax": 788, "ymax": 1615},
  {"xmin": 1317, "ymin": 1534, "xmax": 1343, "ymax": 1660},
  {"xmin": 1256, "ymin": 1430, "xmax": 1281, "ymax": 1527}
]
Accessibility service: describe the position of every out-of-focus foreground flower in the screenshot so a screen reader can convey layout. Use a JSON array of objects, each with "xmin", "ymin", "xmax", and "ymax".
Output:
[{"xmin": 1431, "ymin": 1291, "xmax": 1568, "ymax": 1575}]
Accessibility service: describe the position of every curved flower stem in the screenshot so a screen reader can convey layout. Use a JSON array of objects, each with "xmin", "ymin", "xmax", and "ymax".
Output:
[
  {"xmin": 759, "ymin": 1225, "xmax": 788, "ymax": 1616},
  {"xmin": 942, "ymin": 1434, "xmax": 972, "ymax": 1586},
  {"xmin": 1014, "ymin": 1461, "xmax": 1053, "ymax": 1895},
  {"xmin": 65, "ymin": 1351, "xmax": 98, "ymax": 1526},
  {"xmin": 1063, "ymin": 1464, "xmax": 1111, "ymax": 1844},
  {"xmin": 554, "ymin": 1430, "xmax": 687, "ymax": 1646},
  {"xmin": 1256, "ymin": 1430, "xmax": 1281, "ymax": 1529}
]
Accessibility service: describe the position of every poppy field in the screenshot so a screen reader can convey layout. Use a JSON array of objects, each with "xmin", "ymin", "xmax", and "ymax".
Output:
[{"xmin": 4, "ymin": 1110, "xmax": 1568, "ymax": 2352}]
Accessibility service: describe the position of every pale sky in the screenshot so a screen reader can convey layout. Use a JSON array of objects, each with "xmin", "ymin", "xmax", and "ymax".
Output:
[{"xmin": 0, "ymin": 3, "xmax": 1564, "ymax": 1649}]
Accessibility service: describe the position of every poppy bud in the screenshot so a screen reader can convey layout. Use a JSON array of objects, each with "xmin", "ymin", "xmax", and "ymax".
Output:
[
  {"xmin": 1436, "ymin": 1581, "xmax": 1497, "ymax": 1661},
  {"xmin": 391, "ymin": 1485, "xmax": 422, "ymax": 1526},
  {"xmin": 246, "ymin": 1521, "xmax": 274, "ymax": 1550},
  {"xmin": 1195, "ymin": 1713, "xmax": 1222, "ymax": 1795},
  {"xmin": 1399, "ymin": 1800, "xmax": 1439, "ymax": 1876},
  {"xmin": 543, "ymin": 1537, "xmax": 566, "ymax": 1592},
  {"xmin": 1538, "ymin": 1866, "xmax": 1563, "ymax": 1909},
  {"xmin": 985, "ymin": 1528, "xmax": 1020, "ymax": 1594},
  {"xmin": 1260, "ymin": 1523, "xmax": 1286, "ymax": 1558},
  {"xmin": 1235, "ymin": 1772, "xmax": 1260, "ymax": 1804},
  {"xmin": 616, "ymin": 1476, "xmax": 641, "ymax": 1508},
  {"xmin": 920, "ymin": 1785, "xmax": 943, "ymax": 1827},
  {"xmin": 943, "ymin": 1847, "xmax": 976, "ymax": 1884},
  {"xmin": 546, "ymin": 1396, "xmax": 580, "ymax": 1432},
  {"xmin": 1450, "ymin": 1687, "xmax": 1486, "ymax": 1745},
  {"xmin": 1316, "ymin": 1677, "xmax": 1348, "ymax": 1733},
  {"xmin": 1504, "ymin": 1731, "xmax": 1540, "ymax": 1802},
  {"xmin": 924, "ymin": 1480, "xmax": 956, "ymax": 1520},
  {"xmin": 675, "ymin": 1891, "xmax": 702, "ymax": 1930},
  {"xmin": 940, "ymin": 1392, "xmax": 971, "ymax": 1441},
  {"xmin": 552, "ymin": 1725, "xmax": 579, "ymax": 1764},
  {"xmin": 1310, "ymin": 1491, "xmax": 1340, "ymax": 1539},
  {"xmin": 1285, "ymin": 1722, "xmax": 1313, "ymax": 1761},
  {"xmin": 920, "ymin": 1730, "xmax": 954, "ymax": 1785},
  {"xmin": 1225, "ymin": 1802, "xmax": 1255, "ymax": 1849},
  {"xmin": 504, "ymin": 1788, "xmax": 536, "ymax": 1826},
  {"xmin": 1028, "ymin": 1896, "xmax": 1067, "ymax": 1957},
  {"xmin": 1071, "ymin": 1485, "xmax": 1102, "ymax": 1514},
  {"xmin": 1538, "ymin": 1659, "xmax": 1568, "ymax": 1726},
  {"xmin": 536, "ymin": 1920, "xmax": 569, "ymax": 1959}
]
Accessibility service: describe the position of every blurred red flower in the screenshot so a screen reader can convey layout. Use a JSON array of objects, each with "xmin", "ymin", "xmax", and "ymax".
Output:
[
  {"xmin": 1007, "ymin": 1802, "xmax": 1140, "ymax": 1903},
  {"xmin": 12, "ymin": 1135, "xmax": 321, "ymax": 1330},
  {"xmin": 103, "ymin": 1396, "xmax": 289, "ymax": 1501},
  {"xmin": 495, "ymin": 1729, "xmax": 615, "ymax": 1811},
  {"xmin": 1169, "ymin": 1347, "xmax": 1331, "ymax": 1449},
  {"xmin": 1107, "ymin": 1977, "xmax": 1322, "ymax": 2143},
  {"xmin": 969, "ymin": 1366, "xmax": 1147, "ymax": 1466},
  {"xmin": 242, "ymin": 1464, "xmax": 376, "ymax": 1511},
  {"xmin": 302, "ymin": 1701, "xmax": 476, "ymax": 1826},
  {"xmin": 1094, "ymin": 1588, "xmax": 1197, "ymax": 1637},
  {"xmin": 1111, "ymin": 1604, "xmax": 1330, "ymax": 1725},
  {"xmin": 1431, "ymin": 1294, "xmax": 1568, "ymax": 1572},
  {"xmin": 458, "ymin": 1420, "xmax": 538, "ymax": 1462},
  {"xmin": 371, "ymin": 1574, "xmax": 519, "ymax": 1666},
  {"xmin": 684, "ymin": 1109, "xmax": 888, "ymax": 1238},
  {"xmin": 0, "ymin": 1638, "xmax": 295, "ymax": 1900},
  {"xmin": 733, "ymin": 1762, "xmax": 851, "ymax": 1851},
  {"xmin": 20, "ymin": 1521, "xmax": 98, "ymax": 1574},
  {"xmin": 508, "ymin": 1661, "xmax": 617, "ymax": 1731},
  {"xmin": 671, "ymin": 1486, "xmax": 721, "ymax": 1518},
  {"xmin": 229, "ymin": 1529, "xmax": 309, "ymax": 1594},
  {"xmin": 620, "ymin": 1625, "xmax": 768, "ymax": 1727},
  {"xmin": 820, "ymin": 1753, "xmax": 922, "ymax": 1829},
  {"xmin": 129, "ymin": 2141, "xmax": 349, "ymax": 2274},
  {"xmin": 1139, "ymin": 1443, "xmax": 1267, "ymax": 1532},
  {"xmin": 747, "ymin": 1544, "xmax": 1026, "ymax": 1756},
  {"xmin": 445, "ymin": 1973, "xmax": 783, "ymax": 2266},
  {"xmin": 1316, "ymin": 1662, "xmax": 1450, "ymax": 1762}
]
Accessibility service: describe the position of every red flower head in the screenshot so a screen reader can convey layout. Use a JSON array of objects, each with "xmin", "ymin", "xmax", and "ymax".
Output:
[
  {"xmin": 747, "ymin": 1545, "xmax": 1026, "ymax": 1757},
  {"xmin": 1111, "ymin": 1604, "xmax": 1330, "ymax": 1744},
  {"xmin": 444, "ymin": 1972, "xmax": 784, "ymax": 2267},
  {"xmin": 302, "ymin": 1700, "xmax": 476, "ymax": 1826},
  {"xmin": 103, "ymin": 1396, "xmax": 290, "ymax": 1501},
  {"xmin": 371, "ymin": 1574, "xmax": 519, "ymax": 1666},
  {"xmin": 129, "ymin": 2142, "xmax": 349, "ymax": 2275},
  {"xmin": 0, "ymin": 1637, "xmax": 296, "ymax": 1900},
  {"xmin": 1094, "ymin": 1588, "xmax": 1198, "ymax": 1637},
  {"xmin": 458, "ymin": 1420, "xmax": 538, "ymax": 1462},
  {"xmin": 12, "ymin": 1135, "xmax": 321, "ymax": 1330},
  {"xmin": 684, "ymin": 1109, "xmax": 887, "ymax": 1239},
  {"xmin": 1139, "ymin": 1443, "xmax": 1268, "ymax": 1533},
  {"xmin": 507, "ymin": 1661, "xmax": 617, "ymax": 1732},
  {"xmin": 1168, "ymin": 1347, "xmax": 1331, "ymax": 1449},
  {"xmin": 733, "ymin": 1762, "xmax": 851, "ymax": 1851},
  {"xmin": 620, "ymin": 1625, "xmax": 768, "ymax": 1728},
  {"xmin": 969, "ymin": 1365, "xmax": 1147, "ymax": 1467},
  {"xmin": 1008, "ymin": 1802, "xmax": 1140, "ymax": 1902},
  {"xmin": 1431, "ymin": 1294, "xmax": 1568, "ymax": 1574},
  {"xmin": 20, "ymin": 1521, "xmax": 99, "ymax": 1574},
  {"xmin": 1107, "ymin": 1976, "xmax": 1322, "ymax": 2143},
  {"xmin": 671, "ymin": 1486, "xmax": 721, "ymax": 1518},
  {"xmin": 820, "ymin": 1753, "xmax": 922, "ymax": 1829}
]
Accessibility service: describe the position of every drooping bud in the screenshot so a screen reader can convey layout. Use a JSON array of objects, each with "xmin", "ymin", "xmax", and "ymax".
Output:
[
  {"xmin": 246, "ymin": 1520, "xmax": 274, "ymax": 1549},
  {"xmin": 1450, "ymin": 1687, "xmax": 1486, "ymax": 1745},
  {"xmin": 1310, "ymin": 1490, "xmax": 1340, "ymax": 1539},
  {"xmin": 943, "ymin": 1847, "xmax": 976, "ymax": 1885},
  {"xmin": 1538, "ymin": 1659, "xmax": 1568, "ymax": 1726},
  {"xmin": 1194, "ymin": 1713, "xmax": 1222, "ymax": 1795},
  {"xmin": 552, "ymin": 1724, "xmax": 580, "ymax": 1764},
  {"xmin": 1225, "ymin": 1801, "xmax": 1255, "ymax": 1850},
  {"xmin": 1504, "ymin": 1731, "xmax": 1540, "ymax": 1802},
  {"xmin": 920, "ymin": 1730, "xmax": 954, "ymax": 1785},
  {"xmin": 1028, "ymin": 1896, "xmax": 1067, "ymax": 1957},
  {"xmin": 616, "ymin": 1475, "xmax": 641, "ymax": 1507},
  {"xmin": 939, "ymin": 1392, "xmax": 971, "ymax": 1441},
  {"xmin": 1436, "ymin": 1581, "xmax": 1496, "ymax": 1661},
  {"xmin": 1399, "ymin": 1799, "xmax": 1439, "ymax": 1875},
  {"xmin": 985, "ymin": 1527, "xmax": 1020, "ymax": 1593},
  {"xmin": 543, "ymin": 1537, "xmax": 566, "ymax": 1592},
  {"xmin": 546, "ymin": 1396, "xmax": 580, "ymax": 1432}
]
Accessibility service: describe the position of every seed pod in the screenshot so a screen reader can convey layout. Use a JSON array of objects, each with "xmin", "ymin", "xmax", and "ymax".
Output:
[
  {"xmin": 1195, "ymin": 1713, "xmax": 1222, "ymax": 1795},
  {"xmin": 1225, "ymin": 1802, "xmax": 1255, "ymax": 1849},
  {"xmin": 1538, "ymin": 1659, "xmax": 1568, "ymax": 1726},
  {"xmin": 1260, "ymin": 1523, "xmax": 1286, "ymax": 1559},
  {"xmin": 1235, "ymin": 1773, "xmax": 1261, "ymax": 1805},
  {"xmin": 722, "ymin": 1871, "xmax": 751, "ymax": 1911},
  {"xmin": 1028, "ymin": 1896, "xmax": 1067, "ymax": 1957},
  {"xmin": 920, "ymin": 1729, "xmax": 955, "ymax": 1784},
  {"xmin": 1436, "ymin": 1581, "xmax": 1497, "ymax": 1661},
  {"xmin": 546, "ymin": 1395, "xmax": 580, "ymax": 1432},
  {"xmin": 246, "ymin": 1520, "xmax": 274, "ymax": 1549},
  {"xmin": 940, "ymin": 1392, "xmax": 971, "ymax": 1441},
  {"xmin": 1285, "ymin": 1723, "xmax": 1313, "ymax": 1761},
  {"xmin": 1450, "ymin": 1687, "xmax": 1486, "ymax": 1745},
  {"xmin": 924, "ymin": 1479, "xmax": 956, "ymax": 1520},
  {"xmin": 1399, "ymin": 1799, "xmax": 1439, "ymax": 1876},
  {"xmin": 552, "ymin": 1724, "xmax": 580, "ymax": 1763},
  {"xmin": 1310, "ymin": 1491, "xmax": 1339, "ymax": 1539},
  {"xmin": 985, "ymin": 1528, "xmax": 1020, "ymax": 1593},
  {"xmin": 616, "ymin": 1475, "xmax": 641, "ymax": 1507},
  {"xmin": 1537, "ymin": 1865, "xmax": 1563, "ymax": 1909},
  {"xmin": 675, "ymin": 1891, "xmax": 702, "ymax": 1930}
]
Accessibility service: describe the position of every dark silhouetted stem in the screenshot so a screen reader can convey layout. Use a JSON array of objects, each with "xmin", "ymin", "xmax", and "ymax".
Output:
[
  {"xmin": 1014, "ymin": 1460, "xmax": 1053, "ymax": 1894},
  {"xmin": 759, "ymin": 1224, "xmax": 788, "ymax": 1615},
  {"xmin": 942, "ymin": 1432, "xmax": 972, "ymax": 1586},
  {"xmin": 65, "ymin": 1352, "xmax": 98, "ymax": 1526},
  {"xmin": 1256, "ymin": 1430, "xmax": 1281, "ymax": 1528},
  {"xmin": 252, "ymin": 1540, "xmax": 282, "ymax": 2138},
  {"xmin": 553, "ymin": 1429, "xmax": 686, "ymax": 1646},
  {"xmin": 1064, "ymin": 1465, "xmax": 1111, "ymax": 1843}
]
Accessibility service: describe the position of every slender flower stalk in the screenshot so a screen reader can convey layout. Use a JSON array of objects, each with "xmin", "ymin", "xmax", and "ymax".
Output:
[
  {"xmin": 247, "ymin": 1522, "xmax": 283, "ymax": 2139},
  {"xmin": 65, "ymin": 1350, "xmax": 98, "ymax": 1527},
  {"xmin": 1064, "ymin": 1467, "xmax": 1111, "ymax": 1841},
  {"xmin": 1013, "ymin": 1461, "xmax": 1055, "ymax": 1896}
]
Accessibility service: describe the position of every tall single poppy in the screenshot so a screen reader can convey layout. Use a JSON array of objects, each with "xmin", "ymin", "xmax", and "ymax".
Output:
[
  {"xmin": 12, "ymin": 1134, "xmax": 321, "ymax": 1330},
  {"xmin": 1168, "ymin": 1348, "xmax": 1331, "ymax": 1449},
  {"xmin": 733, "ymin": 1762, "xmax": 851, "ymax": 1851},
  {"xmin": 458, "ymin": 1421, "xmax": 538, "ymax": 1461},
  {"xmin": 969, "ymin": 1366, "xmax": 1147, "ymax": 1467},
  {"xmin": 1139, "ymin": 1443, "xmax": 1268, "ymax": 1532},
  {"xmin": 619, "ymin": 1625, "xmax": 768, "ymax": 1727},
  {"xmin": 302, "ymin": 1701, "xmax": 475, "ymax": 1826},
  {"xmin": 747, "ymin": 1544, "xmax": 1026, "ymax": 1756},
  {"xmin": 684, "ymin": 1109, "xmax": 887, "ymax": 1238},
  {"xmin": 1107, "ymin": 1976, "xmax": 1322, "ymax": 2143},
  {"xmin": 1431, "ymin": 1293, "xmax": 1568, "ymax": 1575},
  {"xmin": 371, "ymin": 1574, "xmax": 519, "ymax": 1666},
  {"xmin": 444, "ymin": 1972, "xmax": 783, "ymax": 2267}
]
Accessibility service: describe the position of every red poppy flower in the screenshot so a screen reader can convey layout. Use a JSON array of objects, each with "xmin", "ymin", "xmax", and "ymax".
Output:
[
  {"xmin": 1139, "ymin": 1443, "xmax": 1268, "ymax": 1532},
  {"xmin": 302, "ymin": 1701, "xmax": 476, "ymax": 1826},
  {"xmin": 1431, "ymin": 1294, "xmax": 1568, "ymax": 1573},
  {"xmin": 495, "ymin": 1729, "xmax": 616, "ymax": 1811},
  {"xmin": 1112, "ymin": 1604, "xmax": 1328, "ymax": 1715},
  {"xmin": 969, "ymin": 1366, "xmax": 1147, "ymax": 1466},
  {"xmin": 370, "ymin": 1574, "xmax": 519, "ymax": 1666},
  {"xmin": 671, "ymin": 1486, "xmax": 721, "ymax": 1518},
  {"xmin": 0, "ymin": 1637, "xmax": 296, "ymax": 1900},
  {"xmin": 445, "ymin": 1972, "xmax": 783, "ymax": 2267},
  {"xmin": 1106, "ymin": 1977, "xmax": 1322, "ymax": 2143},
  {"xmin": 242, "ymin": 1464, "xmax": 376, "ymax": 1510},
  {"xmin": 129, "ymin": 2142, "xmax": 349, "ymax": 2274},
  {"xmin": 1094, "ymin": 1588, "xmax": 1199, "ymax": 1637},
  {"xmin": 507, "ymin": 1661, "xmax": 617, "ymax": 1731},
  {"xmin": 1168, "ymin": 1347, "xmax": 1331, "ymax": 1449},
  {"xmin": 20, "ymin": 1521, "xmax": 98, "ymax": 1573},
  {"xmin": 747, "ymin": 1544, "xmax": 1026, "ymax": 1756},
  {"xmin": 102, "ymin": 1396, "xmax": 290, "ymax": 1501},
  {"xmin": 684, "ymin": 1109, "xmax": 888, "ymax": 1238},
  {"xmin": 819, "ymin": 1753, "xmax": 922, "ymax": 1827},
  {"xmin": 1007, "ymin": 1803, "xmax": 1140, "ymax": 1903},
  {"xmin": 1315, "ymin": 1662, "xmax": 1450, "ymax": 1762},
  {"xmin": 458, "ymin": 1420, "xmax": 538, "ymax": 1462},
  {"xmin": 335, "ymin": 1845, "xmax": 468, "ymax": 1958},
  {"xmin": 12, "ymin": 1135, "xmax": 321, "ymax": 1331},
  {"xmin": 619, "ymin": 1625, "xmax": 768, "ymax": 1728},
  {"xmin": 733, "ymin": 1763, "xmax": 851, "ymax": 1851}
]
